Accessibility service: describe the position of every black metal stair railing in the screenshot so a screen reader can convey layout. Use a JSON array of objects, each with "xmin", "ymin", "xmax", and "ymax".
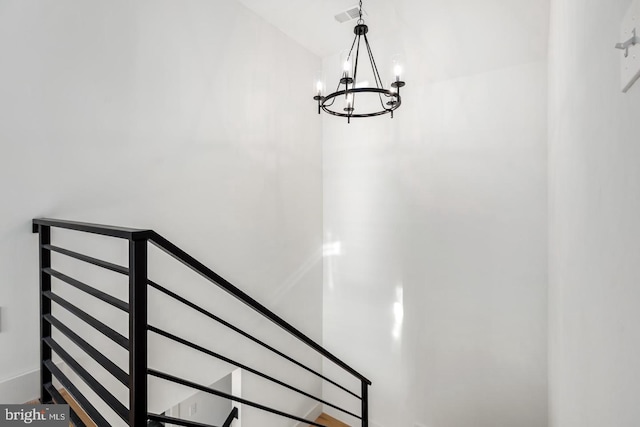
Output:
[
  {"xmin": 223, "ymin": 407, "xmax": 239, "ymax": 427},
  {"xmin": 32, "ymin": 218, "xmax": 371, "ymax": 427}
]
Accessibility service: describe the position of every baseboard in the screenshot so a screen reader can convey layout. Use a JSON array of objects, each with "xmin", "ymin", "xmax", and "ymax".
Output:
[
  {"xmin": 0, "ymin": 369, "xmax": 39, "ymax": 404},
  {"xmin": 293, "ymin": 403, "xmax": 323, "ymax": 427}
]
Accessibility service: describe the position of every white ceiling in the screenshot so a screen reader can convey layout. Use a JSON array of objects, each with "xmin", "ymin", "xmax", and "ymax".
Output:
[
  {"xmin": 234, "ymin": 0, "xmax": 399, "ymax": 57},
  {"xmin": 236, "ymin": 0, "xmax": 550, "ymax": 81}
]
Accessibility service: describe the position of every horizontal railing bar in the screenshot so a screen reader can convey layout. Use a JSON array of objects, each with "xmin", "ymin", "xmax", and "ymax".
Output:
[
  {"xmin": 148, "ymin": 414, "xmax": 222, "ymax": 427},
  {"xmin": 149, "ymin": 233, "xmax": 371, "ymax": 385},
  {"xmin": 44, "ymin": 337, "xmax": 129, "ymax": 423},
  {"xmin": 149, "ymin": 369, "xmax": 328, "ymax": 427},
  {"xmin": 148, "ymin": 280, "xmax": 360, "ymax": 399},
  {"xmin": 222, "ymin": 407, "xmax": 238, "ymax": 427},
  {"xmin": 33, "ymin": 218, "xmax": 152, "ymax": 241},
  {"xmin": 43, "ymin": 244, "xmax": 129, "ymax": 275},
  {"xmin": 148, "ymin": 326, "xmax": 362, "ymax": 419},
  {"xmin": 44, "ymin": 291, "xmax": 129, "ymax": 349},
  {"xmin": 43, "ymin": 382, "xmax": 87, "ymax": 427},
  {"xmin": 45, "ymin": 314, "xmax": 129, "ymax": 387},
  {"xmin": 44, "ymin": 359, "xmax": 109, "ymax": 427},
  {"xmin": 45, "ymin": 268, "xmax": 129, "ymax": 312},
  {"xmin": 33, "ymin": 218, "xmax": 370, "ymax": 388}
]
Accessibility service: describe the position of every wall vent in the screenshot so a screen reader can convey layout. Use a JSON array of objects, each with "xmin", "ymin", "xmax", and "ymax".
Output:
[{"xmin": 334, "ymin": 6, "xmax": 366, "ymax": 24}]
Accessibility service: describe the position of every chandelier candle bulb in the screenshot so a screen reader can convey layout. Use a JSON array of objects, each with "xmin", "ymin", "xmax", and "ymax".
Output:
[
  {"xmin": 345, "ymin": 94, "xmax": 354, "ymax": 109},
  {"xmin": 391, "ymin": 52, "xmax": 405, "ymax": 82},
  {"xmin": 313, "ymin": 76, "xmax": 324, "ymax": 113},
  {"xmin": 343, "ymin": 60, "xmax": 352, "ymax": 78},
  {"xmin": 394, "ymin": 64, "xmax": 402, "ymax": 81}
]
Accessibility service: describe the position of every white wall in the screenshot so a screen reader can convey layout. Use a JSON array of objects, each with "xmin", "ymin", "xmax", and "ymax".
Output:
[
  {"xmin": 171, "ymin": 374, "xmax": 233, "ymax": 426},
  {"xmin": 321, "ymin": 30, "xmax": 548, "ymax": 427},
  {"xmin": 0, "ymin": 0, "xmax": 323, "ymax": 423},
  {"xmin": 548, "ymin": 0, "xmax": 640, "ymax": 425}
]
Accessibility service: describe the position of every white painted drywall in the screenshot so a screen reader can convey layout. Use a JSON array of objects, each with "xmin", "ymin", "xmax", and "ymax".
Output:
[
  {"xmin": 321, "ymin": 32, "xmax": 548, "ymax": 427},
  {"xmin": 173, "ymin": 375, "xmax": 233, "ymax": 426},
  {"xmin": 0, "ymin": 0, "xmax": 323, "ymax": 423},
  {"xmin": 548, "ymin": 0, "xmax": 640, "ymax": 425}
]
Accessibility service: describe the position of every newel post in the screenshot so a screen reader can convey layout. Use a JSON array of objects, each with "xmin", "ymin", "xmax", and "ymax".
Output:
[
  {"xmin": 35, "ymin": 224, "xmax": 53, "ymax": 404},
  {"xmin": 361, "ymin": 380, "xmax": 369, "ymax": 427},
  {"xmin": 129, "ymin": 236, "xmax": 148, "ymax": 426}
]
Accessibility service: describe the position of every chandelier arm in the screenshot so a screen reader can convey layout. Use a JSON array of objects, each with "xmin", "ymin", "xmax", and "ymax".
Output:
[
  {"xmin": 334, "ymin": 72, "xmax": 343, "ymax": 93},
  {"xmin": 351, "ymin": 34, "xmax": 363, "ymax": 114},
  {"xmin": 363, "ymin": 34, "xmax": 386, "ymax": 90},
  {"xmin": 378, "ymin": 96, "xmax": 390, "ymax": 112},
  {"xmin": 346, "ymin": 33, "xmax": 358, "ymax": 74},
  {"xmin": 362, "ymin": 34, "xmax": 390, "ymax": 110},
  {"xmin": 364, "ymin": 36, "xmax": 388, "ymax": 111},
  {"xmin": 363, "ymin": 37, "xmax": 379, "ymax": 88},
  {"xmin": 353, "ymin": 35, "xmax": 361, "ymax": 87}
]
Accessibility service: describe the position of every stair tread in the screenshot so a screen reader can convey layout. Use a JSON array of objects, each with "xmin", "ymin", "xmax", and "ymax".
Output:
[
  {"xmin": 59, "ymin": 389, "xmax": 96, "ymax": 427},
  {"xmin": 313, "ymin": 413, "xmax": 351, "ymax": 427},
  {"xmin": 26, "ymin": 389, "xmax": 94, "ymax": 427}
]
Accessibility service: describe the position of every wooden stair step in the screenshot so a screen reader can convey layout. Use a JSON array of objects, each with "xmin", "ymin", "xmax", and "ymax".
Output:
[
  {"xmin": 25, "ymin": 389, "xmax": 95, "ymax": 427},
  {"xmin": 59, "ymin": 389, "xmax": 96, "ymax": 427},
  {"xmin": 313, "ymin": 412, "xmax": 351, "ymax": 427}
]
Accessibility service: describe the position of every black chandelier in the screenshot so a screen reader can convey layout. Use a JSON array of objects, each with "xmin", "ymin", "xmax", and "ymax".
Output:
[{"xmin": 313, "ymin": 0, "xmax": 406, "ymax": 123}]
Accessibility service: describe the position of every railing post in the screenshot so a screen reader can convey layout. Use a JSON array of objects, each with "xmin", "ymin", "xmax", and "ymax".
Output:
[
  {"xmin": 38, "ymin": 225, "xmax": 53, "ymax": 404},
  {"xmin": 129, "ymin": 238, "xmax": 148, "ymax": 426},
  {"xmin": 361, "ymin": 380, "xmax": 368, "ymax": 427}
]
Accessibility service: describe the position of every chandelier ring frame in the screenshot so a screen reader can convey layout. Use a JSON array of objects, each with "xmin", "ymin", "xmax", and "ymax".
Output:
[{"xmin": 319, "ymin": 87, "xmax": 402, "ymax": 119}]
